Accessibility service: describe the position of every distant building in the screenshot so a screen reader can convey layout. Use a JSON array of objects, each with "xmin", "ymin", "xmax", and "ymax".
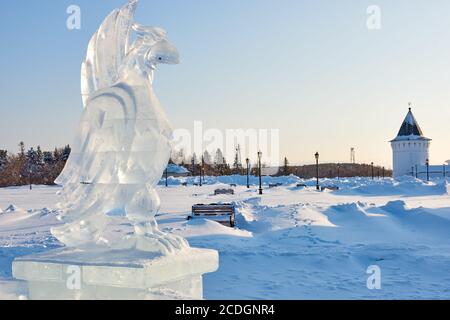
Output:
[
  {"xmin": 390, "ymin": 108, "xmax": 431, "ymax": 177},
  {"xmin": 164, "ymin": 164, "xmax": 189, "ymax": 177}
]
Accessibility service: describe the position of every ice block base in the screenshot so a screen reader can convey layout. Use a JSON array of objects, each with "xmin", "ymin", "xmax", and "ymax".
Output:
[{"xmin": 12, "ymin": 247, "xmax": 219, "ymax": 300}]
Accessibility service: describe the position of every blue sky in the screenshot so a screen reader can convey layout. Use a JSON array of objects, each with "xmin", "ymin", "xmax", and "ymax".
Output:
[{"xmin": 1, "ymin": 0, "xmax": 450, "ymax": 167}]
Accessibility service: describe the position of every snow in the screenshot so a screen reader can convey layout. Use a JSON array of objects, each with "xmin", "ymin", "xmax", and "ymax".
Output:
[{"xmin": 1, "ymin": 176, "xmax": 450, "ymax": 299}]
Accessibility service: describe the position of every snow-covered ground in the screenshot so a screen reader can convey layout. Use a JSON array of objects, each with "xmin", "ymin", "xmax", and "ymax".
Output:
[{"xmin": 1, "ymin": 176, "xmax": 450, "ymax": 299}]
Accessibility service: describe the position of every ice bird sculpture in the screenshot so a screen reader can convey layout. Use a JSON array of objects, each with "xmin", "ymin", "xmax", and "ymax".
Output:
[{"xmin": 52, "ymin": 0, "xmax": 188, "ymax": 254}]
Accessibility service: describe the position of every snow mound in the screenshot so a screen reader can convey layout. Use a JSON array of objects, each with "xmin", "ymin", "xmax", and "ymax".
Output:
[
  {"xmin": 234, "ymin": 198, "xmax": 261, "ymax": 223},
  {"xmin": 234, "ymin": 199, "xmax": 282, "ymax": 234},
  {"xmin": 380, "ymin": 200, "xmax": 450, "ymax": 239},
  {"xmin": 326, "ymin": 202, "xmax": 370, "ymax": 225},
  {"xmin": 381, "ymin": 200, "xmax": 410, "ymax": 214},
  {"xmin": 184, "ymin": 219, "xmax": 252, "ymax": 238},
  {"xmin": 235, "ymin": 198, "xmax": 334, "ymax": 234},
  {"xmin": 337, "ymin": 177, "xmax": 449, "ymax": 197},
  {"xmin": 319, "ymin": 199, "xmax": 450, "ymax": 245}
]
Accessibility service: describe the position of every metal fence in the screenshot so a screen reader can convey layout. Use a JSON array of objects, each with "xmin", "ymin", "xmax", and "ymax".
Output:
[{"xmin": 411, "ymin": 165, "xmax": 448, "ymax": 180}]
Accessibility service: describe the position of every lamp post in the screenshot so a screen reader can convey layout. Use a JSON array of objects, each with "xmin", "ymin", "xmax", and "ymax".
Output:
[
  {"xmin": 315, "ymin": 152, "xmax": 320, "ymax": 191},
  {"xmin": 165, "ymin": 166, "xmax": 168, "ymax": 187},
  {"xmin": 382, "ymin": 167, "xmax": 385, "ymax": 179},
  {"xmin": 246, "ymin": 158, "xmax": 250, "ymax": 189},
  {"xmin": 371, "ymin": 162, "xmax": 374, "ymax": 180},
  {"xmin": 426, "ymin": 158, "xmax": 430, "ymax": 182},
  {"xmin": 199, "ymin": 156, "xmax": 204, "ymax": 187},
  {"xmin": 202, "ymin": 156, "xmax": 205, "ymax": 183},
  {"xmin": 415, "ymin": 164, "xmax": 418, "ymax": 179},
  {"xmin": 191, "ymin": 157, "xmax": 195, "ymax": 184},
  {"xmin": 29, "ymin": 168, "xmax": 32, "ymax": 191},
  {"xmin": 258, "ymin": 151, "xmax": 263, "ymax": 195}
]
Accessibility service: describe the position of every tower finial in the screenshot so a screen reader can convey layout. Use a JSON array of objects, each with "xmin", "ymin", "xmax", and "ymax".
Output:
[{"xmin": 408, "ymin": 102, "xmax": 412, "ymax": 111}]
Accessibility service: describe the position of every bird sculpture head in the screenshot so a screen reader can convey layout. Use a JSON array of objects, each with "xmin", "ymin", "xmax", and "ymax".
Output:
[{"xmin": 127, "ymin": 24, "xmax": 180, "ymax": 74}]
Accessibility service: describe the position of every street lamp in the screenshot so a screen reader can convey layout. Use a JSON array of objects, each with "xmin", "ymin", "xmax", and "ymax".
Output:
[
  {"xmin": 315, "ymin": 152, "xmax": 320, "ymax": 191},
  {"xmin": 165, "ymin": 166, "xmax": 168, "ymax": 187},
  {"xmin": 258, "ymin": 151, "xmax": 263, "ymax": 195},
  {"xmin": 199, "ymin": 156, "xmax": 204, "ymax": 187},
  {"xmin": 382, "ymin": 167, "xmax": 385, "ymax": 179},
  {"xmin": 371, "ymin": 162, "xmax": 374, "ymax": 180},
  {"xmin": 246, "ymin": 158, "xmax": 250, "ymax": 189},
  {"xmin": 29, "ymin": 168, "xmax": 32, "ymax": 191},
  {"xmin": 426, "ymin": 158, "xmax": 430, "ymax": 181},
  {"xmin": 191, "ymin": 156, "xmax": 195, "ymax": 185},
  {"xmin": 337, "ymin": 163, "xmax": 340, "ymax": 180},
  {"xmin": 203, "ymin": 156, "xmax": 206, "ymax": 182}
]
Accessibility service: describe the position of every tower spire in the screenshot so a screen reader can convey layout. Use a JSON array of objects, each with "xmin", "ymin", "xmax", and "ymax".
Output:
[{"xmin": 396, "ymin": 106, "xmax": 424, "ymax": 137}]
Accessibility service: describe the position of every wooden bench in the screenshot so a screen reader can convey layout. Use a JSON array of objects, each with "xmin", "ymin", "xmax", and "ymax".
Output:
[
  {"xmin": 214, "ymin": 188, "xmax": 234, "ymax": 195},
  {"xmin": 269, "ymin": 183, "xmax": 282, "ymax": 188},
  {"xmin": 296, "ymin": 183, "xmax": 307, "ymax": 188},
  {"xmin": 190, "ymin": 203, "xmax": 236, "ymax": 227}
]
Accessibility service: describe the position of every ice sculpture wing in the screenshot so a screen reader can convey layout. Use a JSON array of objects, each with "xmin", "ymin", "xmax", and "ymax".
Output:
[
  {"xmin": 56, "ymin": 84, "xmax": 136, "ymax": 186},
  {"xmin": 81, "ymin": 0, "xmax": 138, "ymax": 107}
]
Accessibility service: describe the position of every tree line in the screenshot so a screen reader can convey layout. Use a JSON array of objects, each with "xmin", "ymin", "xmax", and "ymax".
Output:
[
  {"xmin": 0, "ymin": 144, "xmax": 392, "ymax": 188},
  {"xmin": 0, "ymin": 142, "xmax": 71, "ymax": 188},
  {"xmin": 171, "ymin": 148, "xmax": 237, "ymax": 176},
  {"xmin": 280, "ymin": 158, "xmax": 392, "ymax": 179},
  {"xmin": 171, "ymin": 150, "xmax": 392, "ymax": 179}
]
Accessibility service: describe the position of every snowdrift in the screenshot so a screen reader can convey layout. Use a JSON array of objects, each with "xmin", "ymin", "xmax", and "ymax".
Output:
[{"xmin": 335, "ymin": 176, "xmax": 450, "ymax": 197}]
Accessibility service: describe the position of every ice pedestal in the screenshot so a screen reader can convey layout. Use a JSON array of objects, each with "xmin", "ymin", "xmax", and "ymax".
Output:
[{"xmin": 12, "ymin": 247, "xmax": 218, "ymax": 300}]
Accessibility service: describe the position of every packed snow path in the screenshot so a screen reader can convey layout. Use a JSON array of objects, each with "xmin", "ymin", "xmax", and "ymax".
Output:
[{"xmin": 1, "ymin": 177, "xmax": 450, "ymax": 299}]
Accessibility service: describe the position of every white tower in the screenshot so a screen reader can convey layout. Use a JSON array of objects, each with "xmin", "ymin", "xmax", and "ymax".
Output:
[{"xmin": 390, "ymin": 107, "xmax": 431, "ymax": 177}]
